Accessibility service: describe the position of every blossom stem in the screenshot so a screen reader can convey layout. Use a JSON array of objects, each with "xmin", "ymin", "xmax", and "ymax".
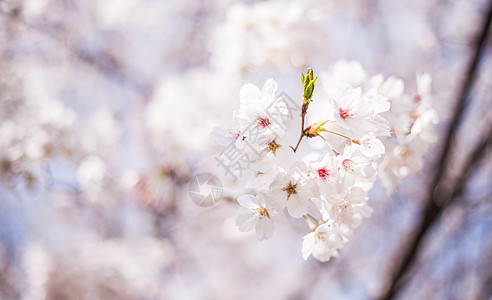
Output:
[
  {"xmin": 318, "ymin": 135, "xmax": 340, "ymax": 155},
  {"xmin": 306, "ymin": 213, "xmax": 321, "ymax": 225},
  {"xmin": 325, "ymin": 130, "xmax": 356, "ymax": 142},
  {"xmin": 302, "ymin": 215, "xmax": 317, "ymax": 231}
]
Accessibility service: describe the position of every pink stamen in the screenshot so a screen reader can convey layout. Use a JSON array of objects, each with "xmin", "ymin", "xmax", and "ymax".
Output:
[
  {"xmin": 257, "ymin": 116, "xmax": 271, "ymax": 128},
  {"xmin": 314, "ymin": 231, "xmax": 325, "ymax": 241},
  {"xmin": 258, "ymin": 206, "xmax": 268, "ymax": 217},
  {"xmin": 267, "ymin": 140, "xmax": 280, "ymax": 155},
  {"xmin": 339, "ymin": 107, "xmax": 351, "ymax": 119},
  {"xmin": 317, "ymin": 167, "xmax": 331, "ymax": 180},
  {"xmin": 342, "ymin": 159, "xmax": 355, "ymax": 172}
]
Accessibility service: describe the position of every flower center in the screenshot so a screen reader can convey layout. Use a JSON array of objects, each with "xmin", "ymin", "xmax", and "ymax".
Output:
[
  {"xmin": 362, "ymin": 138, "xmax": 372, "ymax": 148},
  {"xmin": 314, "ymin": 231, "xmax": 325, "ymax": 241},
  {"xmin": 317, "ymin": 167, "xmax": 331, "ymax": 180},
  {"xmin": 342, "ymin": 159, "xmax": 355, "ymax": 172},
  {"xmin": 257, "ymin": 116, "xmax": 271, "ymax": 128},
  {"xmin": 282, "ymin": 181, "xmax": 298, "ymax": 199},
  {"xmin": 339, "ymin": 107, "xmax": 352, "ymax": 119},
  {"xmin": 258, "ymin": 206, "xmax": 268, "ymax": 217},
  {"xmin": 267, "ymin": 140, "xmax": 280, "ymax": 155},
  {"xmin": 229, "ymin": 130, "xmax": 240, "ymax": 141}
]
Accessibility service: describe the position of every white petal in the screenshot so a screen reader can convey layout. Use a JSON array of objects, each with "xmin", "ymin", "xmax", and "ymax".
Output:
[
  {"xmin": 236, "ymin": 211, "xmax": 256, "ymax": 232},
  {"xmin": 380, "ymin": 76, "xmax": 404, "ymax": 101},
  {"xmin": 286, "ymin": 195, "xmax": 308, "ymax": 218},
  {"xmin": 239, "ymin": 83, "xmax": 261, "ymax": 106},
  {"xmin": 373, "ymin": 94, "xmax": 391, "ymax": 113},
  {"xmin": 368, "ymin": 137, "xmax": 385, "ymax": 155},
  {"xmin": 301, "ymin": 234, "xmax": 315, "ymax": 260},
  {"xmin": 237, "ymin": 194, "xmax": 259, "ymax": 209},
  {"xmin": 360, "ymin": 164, "xmax": 376, "ymax": 178},
  {"xmin": 261, "ymin": 78, "xmax": 278, "ymax": 102},
  {"xmin": 346, "ymin": 187, "xmax": 368, "ymax": 204},
  {"xmin": 210, "ymin": 126, "xmax": 239, "ymax": 146},
  {"xmin": 312, "ymin": 243, "xmax": 335, "ymax": 262},
  {"xmin": 256, "ymin": 217, "xmax": 274, "ymax": 240},
  {"xmin": 270, "ymin": 209, "xmax": 286, "ymax": 226},
  {"xmin": 245, "ymin": 169, "xmax": 278, "ymax": 191}
]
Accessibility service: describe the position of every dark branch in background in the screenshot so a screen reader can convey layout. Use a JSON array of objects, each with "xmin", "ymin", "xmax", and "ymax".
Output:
[
  {"xmin": 379, "ymin": 2, "xmax": 492, "ymax": 299},
  {"xmin": 448, "ymin": 125, "xmax": 492, "ymax": 204},
  {"xmin": 380, "ymin": 121, "xmax": 492, "ymax": 300}
]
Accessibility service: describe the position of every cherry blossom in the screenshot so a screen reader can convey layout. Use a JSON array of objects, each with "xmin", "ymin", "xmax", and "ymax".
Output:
[
  {"xmin": 269, "ymin": 162, "xmax": 318, "ymax": 218},
  {"xmin": 236, "ymin": 193, "xmax": 286, "ymax": 240},
  {"xmin": 213, "ymin": 62, "xmax": 438, "ymax": 262},
  {"xmin": 301, "ymin": 221, "xmax": 345, "ymax": 262}
]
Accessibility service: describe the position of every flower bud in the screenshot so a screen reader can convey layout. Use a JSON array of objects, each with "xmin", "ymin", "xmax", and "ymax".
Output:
[{"xmin": 302, "ymin": 68, "xmax": 317, "ymax": 104}]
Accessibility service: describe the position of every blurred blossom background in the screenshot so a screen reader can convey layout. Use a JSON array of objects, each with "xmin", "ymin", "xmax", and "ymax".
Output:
[{"xmin": 0, "ymin": 0, "xmax": 491, "ymax": 299}]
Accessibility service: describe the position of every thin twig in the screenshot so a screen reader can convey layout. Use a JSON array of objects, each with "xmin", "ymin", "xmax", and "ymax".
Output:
[{"xmin": 292, "ymin": 104, "xmax": 308, "ymax": 153}]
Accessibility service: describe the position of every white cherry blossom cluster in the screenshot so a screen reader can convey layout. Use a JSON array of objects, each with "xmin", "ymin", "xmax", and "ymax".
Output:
[
  {"xmin": 319, "ymin": 60, "xmax": 439, "ymax": 193},
  {"xmin": 212, "ymin": 62, "xmax": 438, "ymax": 262}
]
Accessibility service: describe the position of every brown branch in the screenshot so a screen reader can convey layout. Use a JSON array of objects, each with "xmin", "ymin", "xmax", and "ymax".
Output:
[
  {"xmin": 291, "ymin": 106, "xmax": 307, "ymax": 153},
  {"xmin": 292, "ymin": 103, "xmax": 309, "ymax": 153}
]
